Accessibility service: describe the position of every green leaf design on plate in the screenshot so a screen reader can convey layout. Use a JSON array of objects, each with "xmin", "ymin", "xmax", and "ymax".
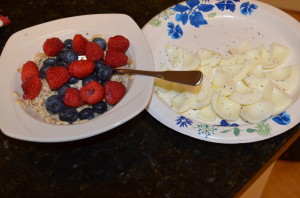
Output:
[
  {"xmin": 208, "ymin": 12, "xmax": 217, "ymax": 18},
  {"xmin": 246, "ymin": 128, "xmax": 256, "ymax": 133},
  {"xmin": 220, "ymin": 129, "xmax": 232, "ymax": 133},
  {"xmin": 149, "ymin": 18, "xmax": 162, "ymax": 27},
  {"xmin": 233, "ymin": 128, "xmax": 240, "ymax": 136},
  {"xmin": 255, "ymin": 122, "xmax": 271, "ymax": 137}
]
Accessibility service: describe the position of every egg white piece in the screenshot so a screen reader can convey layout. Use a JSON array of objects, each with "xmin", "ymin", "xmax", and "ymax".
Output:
[
  {"xmin": 197, "ymin": 48, "xmax": 222, "ymax": 67},
  {"xmin": 229, "ymin": 40, "xmax": 250, "ymax": 54},
  {"xmin": 183, "ymin": 51, "xmax": 200, "ymax": 71},
  {"xmin": 211, "ymin": 92, "xmax": 241, "ymax": 121},
  {"xmin": 218, "ymin": 60, "xmax": 252, "ymax": 83},
  {"xmin": 240, "ymin": 101, "xmax": 275, "ymax": 123},
  {"xmin": 212, "ymin": 71, "xmax": 235, "ymax": 96},
  {"xmin": 264, "ymin": 65, "xmax": 300, "ymax": 91},
  {"xmin": 262, "ymin": 43, "xmax": 291, "ymax": 69},
  {"xmin": 196, "ymin": 103, "xmax": 217, "ymax": 122},
  {"xmin": 229, "ymin": 81, "xmax": 262, "ymax": 105},
  {"xmin": 243, "ymin": 73, "xmax": 270, "ymax": 91},
  {"xmin": 263, "ymin": 82, "xmax": 292, "ymax": 115},
  {"xmin": 188, "ymin": 77, "xmax": 212, "ymax": 110},
  {"xmin": 165, "ymin": 45, "xmax": 184, "ymax": 68},
  {"xmin": 170, "ymin": 92, "xmax": 192, "ymax": 113}
]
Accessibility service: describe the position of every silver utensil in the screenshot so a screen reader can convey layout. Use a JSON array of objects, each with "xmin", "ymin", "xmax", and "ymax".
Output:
[{"xmin": 114, "ymin": 69, "xmax": 203, "ymax": 86}]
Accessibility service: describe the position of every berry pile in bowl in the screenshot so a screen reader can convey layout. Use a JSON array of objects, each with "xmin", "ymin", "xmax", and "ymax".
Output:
[
  {"xmin": 0, "ymin": 14, "xmax": 154, "ymax": 142},
  {"xmin": 18, "ymin": 34, "xmax": 131, "ymax": 124}
]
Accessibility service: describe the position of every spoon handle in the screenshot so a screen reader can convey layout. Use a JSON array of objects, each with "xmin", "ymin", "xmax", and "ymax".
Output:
[{"xmin": 114, "ymin": 69, "xmax": 203, "ymax": 86}]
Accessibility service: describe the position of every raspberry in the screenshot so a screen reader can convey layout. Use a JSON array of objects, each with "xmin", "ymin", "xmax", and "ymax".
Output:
[
  {"xmin": 68, "ymin": 60, "xmax": 95, "ymax": 78},
  {"xmin": 104, "ymin": 81, "xmax": 126, "ymax": 105},
  {"xmin": 0, "ymin": 15, "xmax": 11, "ymax": 26},
  {"xmin": 72, "ymin": 34, "xmax": 88, "ymax": 55},
  {"xmin": 85, "ymin": 42, "xmax": 104, "ymax": 61},
  {"xmin": 21, "ymin": 76, "xmax": 42, "ymax": 100},
  {"xmin": 104, "ymin": 50, "xmax": 128, "ymax": 68},
  {"xmin": 43, "ymin": 37, "xmax": 64, "ymax": 57},
  {"xmin": 21, "ymin": 61, "xmax": 40, "ymax": 82},
  {"xmin": 46, "ymin": 66, "xmax": 71, "ymax": 89},
  {"xmin": 63, "ymin": 88, "xmax": 84, "ymax": 108},
  {"xmin": 107, "ymin": 35, "xmax": 130, "ymax": 52},
  {"xmin": 80, "ymin": 81, "xmax": 104, "ymax": 105}
]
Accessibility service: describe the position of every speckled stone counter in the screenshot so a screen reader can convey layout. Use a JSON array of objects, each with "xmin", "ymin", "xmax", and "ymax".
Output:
[{"xmin": 0, "ymin": 1, "xmax": 300, "ymax": 197}]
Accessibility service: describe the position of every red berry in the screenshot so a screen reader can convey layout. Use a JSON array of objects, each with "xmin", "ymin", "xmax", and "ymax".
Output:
[
  {"xmin": 43, "ymin": 37, "xmax": 64, "ymax": 57},
  {"xmin": 85, "ymin": 42, "xmax": 104, "ymax": 61},
  {"xmin": 104, "ymin": 81, "xmax": 126, "ymax": 105},
  {"xmin": 0, "ymin": 15, "xmax": 11, "ymax": 26},
  {"xmin": 21, "ymin": 76, "xmax": 42, "ymax": 100},
  {"xmin": 63, "ymin": 88, "xmax": 84, "ymax": 108},
  {"xmin": 107, "ymin": 35, "xmax": 130, "ymax": 52},
  {"xmin": 80, "ymin": 81, "xmax": 104, "ymax": 105},
  {"xmin": 104, "ymin": 50, "xmax": 128, "ymax": 68},
  {"xmin": 46, "ymin": 66, "xmax": 71, "ymax": 90},
  {"xmin": 68, "ymin": 60, "xmax": 94, "ymax": 78},
  {"xmin": 72, "ymin": 34, "xmax": 88, "ymax": 55},
  {"xmin": 21, "ymin": 61, "xmax": 40, "ymax": 82}
]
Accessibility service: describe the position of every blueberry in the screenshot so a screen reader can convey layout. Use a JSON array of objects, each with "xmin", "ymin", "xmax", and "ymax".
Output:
[
  {"xmin": 94, "ymin": 60, "xmax": 105, "ymax": 72},
  {"xmin": 64, "ymin": 39, "xmax": 73, "ymax": 49},
  {"xmin": 40, "ymin": 64, "xmax": 53, "ymax": 79},
  {"xmin": 82, "ymin": 74, "xmax": 98, "ymax": 86},
  {"xmin": 97, "ymin": 65, "xmax": 113, "ymax": 83},
  {"xmin": 43, "ymin": 58, "xmax": 57, "ymax": 67},
  {"xmin": 78, "ymin": 108, "xmax": 94, "ymax": 120},
  {"xmin": 45, "ymin": 95, "xmax": 66, "ymax": 114},
  {"xmin": 59, "ymin": 108, "xmax": 78, "ymax": 123},
  {"xmin": 56, "ymin": 62, "xmax": 68, "ymax": 67},
  {"xmin": 92, "ymin": 101, "xmax": 108, "ymax": 114},
  {"xmin": 63, "ymin": 49, "xmax": 78, "ymax": 65},
  {"xmin": 69, "ymin": 77, "xmax": 80, "ymax": 84},
  {"xmin": 92, "ymin": 38, "xmax": 106, "ymax": 50},
  {"xmin": 56, "ymin": 51, "xmax": 65, "ymax": 62},
  {"xmin": 58, "ymin": 84, "xmax": 70, "ymax": 96}
]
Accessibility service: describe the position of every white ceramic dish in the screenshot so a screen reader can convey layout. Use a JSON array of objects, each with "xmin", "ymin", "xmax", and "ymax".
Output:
[
  {"xmin": 0, "ymin": 14, "xmax": 154, "ymax": 142},
  {"xmin": 143, "ymin": 0, "xmax": 300, "ymax": 143}
]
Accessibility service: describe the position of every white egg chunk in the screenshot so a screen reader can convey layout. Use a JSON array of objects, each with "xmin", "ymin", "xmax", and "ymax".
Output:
[
  {"xmin": 212, "ymin": 71, "xmax": 235, "ymax": 96},
  {"xmin": 197, "ymin": 48, "xmax": 222, "ymax": 67},
  {"xmin": 196, "ymin": 103, "xmax": 217, "ymax": 122},
  {"xmin": 264, "ymin": 65, "xmax": 300, "ymax": 91},
  {"xmin": 183, "ymin": 51, "xmax": 200, "ymax": 70},
  {"xmin": 243, "ymin": 73, "xmax": 269, "ymax": 91},
  {"xmin": 244, "ymin": 46, "xmax": 262, "ymax": 66},
  {"xmin": 229, "ymin": 81, "xmax": 262, "ymax": 105},
  {"xmin": 198, "ymin": 65, "xmax": 213, "ymax": 80},
  {"xmin": 211, "ymin": 92, "xmax": 241, "ymax": 121},
  {"xmin": 219, "ymin": 55, "xmax": 236, "ymax": 66},
  {"xmin": 218, "ymin": 60, "xmax": 252, "ymax": 83},
  {"xmin": 165, "ymin": 45, "xmax": 184, "ymax": 68},
  {"xmin": 262, "ymin": 82, "xmax": 292, "ymax": 115},
  {"xmin": 170, "ymin": 92, "xmax": 192, "ymax": 113},
  {"xmin": 262, "ymin": 43, "xmax": 291, "ymax": 69},
  {"xmin": 240, "ymin": 101, "xmax": 275, "ymax": 123},
  {"xmin": 229, "ymin": 40, "xmax": 250, "ymax": 54},
  {"xmin": 188, "ymin": 77, "xmax": 212, "ymax": 109}
]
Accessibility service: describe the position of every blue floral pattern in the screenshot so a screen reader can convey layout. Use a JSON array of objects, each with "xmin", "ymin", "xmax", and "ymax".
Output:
[
  {"xmin": 272, "ymin": 111, "xmax": 291, "ymax": 125},
  {"xmin": 176, "ymin": 116, "xmax": 193, "ymax": 127}
]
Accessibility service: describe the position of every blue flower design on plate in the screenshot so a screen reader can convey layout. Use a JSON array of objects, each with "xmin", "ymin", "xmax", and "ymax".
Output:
[
  {"xmin": 240, "ymin": 2, "xmax": 258, "ymax": 15},
  {"xmin": 215, "ymin": 0, "xmax": 240, "ymax": 12},
  {"xmin": 272, "ymin": 111, "xmax": 291, "ymax": 125},
  {"xmin": 218, "ymin": 120, "xmax": 239, "ymax": 127},
  {"xmin": 172, "ymin": 0, "xmax": 214, "ymax": 28},
  {"xmin": 167, "ymin": 22, "xmax": 183, "ymax": 39},
  {"xmin": 176, "ymin": 116, "xmax": 193, "ymax": 127}
]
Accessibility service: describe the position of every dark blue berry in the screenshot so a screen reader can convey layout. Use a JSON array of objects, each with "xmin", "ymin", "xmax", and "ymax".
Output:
[
  {"xmin": 56, "ymin": 62, "xmax": 68, "ymax": 67},
  {"xmin": 69, "ymin": 77, "xmax": 80, "ymax": 84},
  {"xmin": 56, "ymin": 51, "xmax": 65, "ymax": 62},
  {"xmin": 63, "ymin": 49, "xmax": 78, "ymax": 65},
  {"xmin": 97, "ymin": 65, "xmax": 113, "ymax": 83},
  {"xmin": 92, "ymin": 101, "xmax": 108, "ymax": 114},
  {"xmin": 59, "ymin": 108, "xmax": 78, "ymax": 124},
  {"xmin": 40, "ymin": 64, "xmax": 53, "ymax": 79},
  {"xmin": 94, "ymin": 60, "xmax": 104, "ymax": 72},
  {"xmin": 78, "ymin": 108, "xmax": 94, "ymax": 120},
  {"xmin": 82, "ymin": 74, "xmax": 98, "ymax": 86},
  {"xmin": 64, "ymin": 39, "xmax": 73, "ymax": 49},
  {"xmin": 45, "ymin": 95, "xmax": 66, "ymax": 114},
  {"xmin": 58, "ymin": 84, "xmax": 70, "ymax": 96},
  {"xmin": 92, "ymin": 38, "xmax": 106, "ymax": 50},
  {"xmin": 43, "ymin": 58, "xmax": 57, "ymax": 67}
]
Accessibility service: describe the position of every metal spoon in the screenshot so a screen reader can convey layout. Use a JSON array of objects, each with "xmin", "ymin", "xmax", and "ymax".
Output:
[{"xmin": 114, "ymin": 69, "xmax": 203, "ymax": 86}]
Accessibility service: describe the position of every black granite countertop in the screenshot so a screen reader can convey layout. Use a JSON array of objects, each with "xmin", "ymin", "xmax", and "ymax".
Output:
[{"xmin": 1, "ymin": 0, "xmax": 300, "ymax": 197}]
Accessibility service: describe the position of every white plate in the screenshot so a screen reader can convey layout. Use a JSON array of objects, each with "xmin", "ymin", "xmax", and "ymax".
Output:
[
  {"xmin": 0, "ymin": 14, "xmax": 154, "ymax": 142},
  {"xmin": 143, "ymin": 0, "xmax": 300, "ymax": 143}
]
